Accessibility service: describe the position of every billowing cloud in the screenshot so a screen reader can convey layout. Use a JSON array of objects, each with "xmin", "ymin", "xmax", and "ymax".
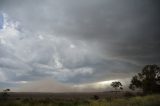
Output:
[{"xmin": 0, "ymin": 0, "xmax": 160, "ymax": 91}]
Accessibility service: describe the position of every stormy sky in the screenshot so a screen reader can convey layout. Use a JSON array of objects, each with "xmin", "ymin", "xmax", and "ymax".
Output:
[{"xmin": 0, "ymin": 0, "xmax": 160, "ymax": 92}]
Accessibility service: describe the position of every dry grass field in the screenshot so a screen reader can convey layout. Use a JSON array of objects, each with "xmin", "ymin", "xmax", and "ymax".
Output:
[{"xmin": 0, "ymin": 92, "xmax": 160, "ymax": 106}]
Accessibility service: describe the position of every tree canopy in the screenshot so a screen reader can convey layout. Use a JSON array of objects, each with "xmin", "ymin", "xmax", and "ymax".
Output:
[
  {"xmin": 111, "ymin": 81, "xmax": 123, "ymax": 91},
  {"xmin": 129, "ymin": 64, "xmax": 160, "ymax": 94}
]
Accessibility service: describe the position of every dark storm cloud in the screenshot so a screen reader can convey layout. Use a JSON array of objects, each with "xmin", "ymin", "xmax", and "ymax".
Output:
[
  {"xmin": 0, "ymin": 0, "xmax": 160, "ymax": 89},
  {"xmin": 2, "ymin": 0, "xmax": 160, "ymax": 63},
  {"xmin": 61, "ymin": 0, "xmax": 160, "ymax": 65}
]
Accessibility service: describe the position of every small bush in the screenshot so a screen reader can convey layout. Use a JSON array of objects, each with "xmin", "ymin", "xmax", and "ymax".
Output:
[{"xmin": 92, "ymin": 95, "xmax": 100, "ymax": 100}]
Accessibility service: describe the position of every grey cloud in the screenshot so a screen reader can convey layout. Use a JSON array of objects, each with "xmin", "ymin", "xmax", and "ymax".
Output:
[
  {"xmin": 0, "ymin": 0, "xmax": 160, "ymax": 89},
  {"xmin": 0, "ymin": 81, "xmax": 17, "ymax": 89},
  {"xmin": 0, "ymin": 20, "xmax": 106, "ymax": 86},
  {"xmin": 2, "ymin": 0, "xmax": 160, "ymax": 64}
]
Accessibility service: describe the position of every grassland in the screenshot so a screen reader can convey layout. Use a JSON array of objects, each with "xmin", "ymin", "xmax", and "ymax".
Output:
[{"xmin": 0, "ymin": 92, "xmax": 160, "ymax": 106}]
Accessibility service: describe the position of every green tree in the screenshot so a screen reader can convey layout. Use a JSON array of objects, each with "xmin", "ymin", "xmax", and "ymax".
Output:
[
  {"xmin": 129, "ymin": 64, "xmax": 160, "ymax": 94},
  {"xmin": 111, "ymin": 81, "xmax": 123, "ymax": 92}
]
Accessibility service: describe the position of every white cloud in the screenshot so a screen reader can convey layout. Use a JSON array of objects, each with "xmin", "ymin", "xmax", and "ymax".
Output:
[{"xmin": 0, "ymin": 13, "xmax": 104, "ymax": 87}]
